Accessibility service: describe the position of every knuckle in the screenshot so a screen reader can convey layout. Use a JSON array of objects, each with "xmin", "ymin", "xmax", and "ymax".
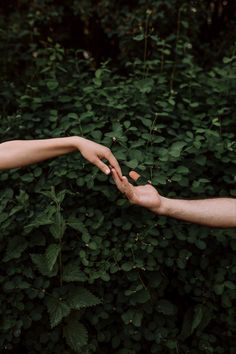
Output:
[
  {"xmin": 92, "ymin": 157, "xmax": 99, "ymax": 165},
  {"xmin": 105, "ymin": 147, "xmax": 111, "ymax": 155}
]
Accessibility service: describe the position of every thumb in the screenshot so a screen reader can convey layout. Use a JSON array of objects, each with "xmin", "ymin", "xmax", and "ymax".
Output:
[
  {"xmin": 129, "ymin": 170, "xmax": 151, "ymax": 185},
  {"xmin": 129, "ymin": 170, "xmax": 141, "ymax": 181}
]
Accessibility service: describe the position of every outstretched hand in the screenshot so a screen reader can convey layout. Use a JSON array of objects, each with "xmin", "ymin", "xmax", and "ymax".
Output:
[
  {"xmin": 111, "ymin": 168, "xmax": 162, "ymax": 212},
  {"xmin": 77, "ymin": 137, "xmax": 122, "ymax": 177}
]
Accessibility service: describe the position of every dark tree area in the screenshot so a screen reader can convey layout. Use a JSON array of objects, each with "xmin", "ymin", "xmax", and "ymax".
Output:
[{"xmin": 0, "ymin": 1, "xmax": 236, "ymax": 77}]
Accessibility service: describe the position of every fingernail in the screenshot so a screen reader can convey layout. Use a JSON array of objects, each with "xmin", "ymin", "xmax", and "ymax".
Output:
[{"xmin": 105, "ymin": 169, "xmax": 110, "ymax": 175}]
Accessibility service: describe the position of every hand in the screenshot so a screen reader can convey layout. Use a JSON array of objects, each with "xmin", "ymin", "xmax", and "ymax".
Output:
[
  {"xmin": 77, "ymin": 137, "xmax": 122, "ymax": 177},
  {"xmin": 111, "ymin": 169, "xmax": 162, "ymax": 212}
]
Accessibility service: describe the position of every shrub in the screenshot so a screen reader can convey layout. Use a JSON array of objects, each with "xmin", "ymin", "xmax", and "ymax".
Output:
[{"xmin": 0, "ymin": 1, "xmax": 236, "ymax": 353}]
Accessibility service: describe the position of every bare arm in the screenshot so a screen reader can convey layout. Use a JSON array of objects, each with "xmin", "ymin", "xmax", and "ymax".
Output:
[
  {"xmin": 111, "ymin": 169, "xmax": 236, "ymax": 228},
  {"xmin": 0, "ymin": 137, "xmax": 122, "ymax": 176},
  {"xmin": 153, "ymin": 197, "xmax": 236, "ymax": 228}
]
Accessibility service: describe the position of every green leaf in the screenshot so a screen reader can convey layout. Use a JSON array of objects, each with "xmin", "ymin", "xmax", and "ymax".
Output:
[
  {"xmin": 67, "ymin": 112, "xmax": 79, "ymax": 119},
  {"xmin": 45, "ymin": 244, "xmax": 60, "ymax": 271},
  {"xmin": 140, "ymin": 117, "xmax": 152, "ymax": 128},
  {"xmin": 224, "ymin": 280, "xmax": 236, "ymax": 290},
  {"xmin": 195, "ymin": 240, "xmax": 206, "ymax": 250},
  {"xmin": 49, "ymin": 211, "xmax": 66, "ymax": 239},
  {"xmin": 126, "ymin": 159, "xmax": 139, "ymax": 169},
  {"xmin": 157, "ymin": 299, "xmax": 177, "ymax": 315},
  {"xmin": 132, "ymin": 311, "xmax": 143, "ymax": 327},
  {"xmin": 121, "ymin": 262, "xmax": 133, "ymax": 272},
  {"xmin": 67, "ymin": 218, "xmax": 89, "ymax": 236},
  {"xmin": 133, "ymin": 34, "xmax": 144, "ymax": 41},
  {"xmin": 169, "ymin": 142, "xmax": 187, "ymax": 158},
  {"xmin": 189, "ymin": 102, "xmax": 199, "ymax": 108},
  {"xmin": 180, "ymin": 307, "xmax": 193, "ymax": 340},
  {"xmin": 223, "ymin": 57, "xmax": 234, "ymax": 64},
  {"xmin": 130, "ymin": 289, "xmax": 151, "ymax": 304},
  {"xmin": 176, "ymin": 166, "xmax": 189, "ymax": 174},
  {"xmin": 135, "ymin": 78, "xmax": 154, "ymax": 93},
  {"xmin": 152, "ymin": 175, "xmax": 166, "ymax": 184},
  {"xmin": 121, "ymin": 309, "xmax": 135, "ymax": 324},
  {"xmin": 46, "ymin": 80, "xmax": 59, "ymax": 90},
  {"xmin": 63, "ymin": 263, "xmax": 87, "ymax": 282},
  {"xmin": 24, "ymin": 210, "xmax": 54, "ymax": 232},
  {"xmin": 191, "ymin": 305, "xmax": 203, "ymax": 334},
  {"xmin": 31, "ymin": 254, "xmax": 49, "ymax": 275},
  {"xmin": 3, "ymin": 236, "xmax": 27, "ymax": 262},
  {"xmin": 63, "ymin": 318, "xmax": 88, "ymax": 351},
  {"xmin": 95, "ymin": 69, "xmax": 103, "ymax": 79},
  {"xmin": 168, "ymin": 97, "xmax": 175, "ymax": 106},
  {"xmin": 88, "ymin": 241, "xmax": 97, "ymax": 250},
  {"xmin": 165, "ymin": 340, "xmax": 177, "ymax": 349},
  {"xmin": 214, "ymin": 283, "xmax": 224, "ymax": 295},
  {"xmin": 67, "ymin": 287, "xmax": 101, "ymax": 310},
  {"xmin": 46, "ymin": 296, "xmax": 70, "ymax": 328}
]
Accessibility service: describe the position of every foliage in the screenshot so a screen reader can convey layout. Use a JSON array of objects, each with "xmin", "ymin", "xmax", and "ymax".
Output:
[{"xmin": 0, "ymin": 1, "xmax": 236, "ymax": 353}]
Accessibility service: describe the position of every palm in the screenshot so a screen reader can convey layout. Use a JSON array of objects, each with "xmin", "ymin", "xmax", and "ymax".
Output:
[
  {"xmin": 111, "ymin": 168, "xmax": 161, "ymax": 211},
  {"xmin": 130, "ymin": 184, "xmax": 161, "ymax": 209}
]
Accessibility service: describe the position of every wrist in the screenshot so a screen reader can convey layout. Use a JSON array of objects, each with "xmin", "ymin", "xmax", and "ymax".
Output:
[
  {"xmin": 70, "ymin": 136, "xmax": 84, "ymax": 150},
  {"xmin": 149, "ymin": 196, "xmax": 170, "ymax": 216}
]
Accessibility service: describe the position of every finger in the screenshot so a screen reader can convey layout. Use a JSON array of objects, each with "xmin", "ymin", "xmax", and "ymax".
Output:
[
  {"xmin": 111, "ymin": 168, "xmax": 125, "ymax": 192},
  {"xmin": 129, "ymin": 171, "xmax": 141, "ymax": 181},
  {"xmin": 106, "ymin": 153, "xmax": 122, "ymax": 178},
  {"xmin": 112, "ymin": 171, "xmax": 136, "ymax": 202},
  {"xmin": 94, "ymin": 159, "xmax": 111, "ymax": 175},
  {"xmin": 129, "ymin": 170, "xmax": 151, "ymax": 185},
  {"xmin": 121, "ymin": 176, "xmax": 136, "ymax": 202}
]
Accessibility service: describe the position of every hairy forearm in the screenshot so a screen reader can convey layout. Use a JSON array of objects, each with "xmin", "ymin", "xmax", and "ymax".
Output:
[
  {"xmin": 0, "ymin": 137, "xmax": 81, "ymax": 169},
  {"xmin": 152, "ymin": 197, "xmax": 236, "ymax": 228}
]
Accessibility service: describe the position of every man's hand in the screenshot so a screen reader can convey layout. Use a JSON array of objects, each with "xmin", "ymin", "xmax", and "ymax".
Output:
[
  {"xmin": 111, "ymin": 168, "xmax": 162, "ymax": 212},
  {"xmin": 112, "ymin": 168, "xmax": 236, "ymax": 227},
  {"xmin": 77, "ymin": 137, "xmax": 122, "ymax": 177}
]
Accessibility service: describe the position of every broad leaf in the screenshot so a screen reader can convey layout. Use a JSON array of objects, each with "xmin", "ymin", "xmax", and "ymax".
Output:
[
  {"xmin": 3, "ymin": 236, "xmax": 27, "ymax": 262},
  {"xmin": 67, "ymin": 287, "xmax": 101, "ymax": 310},
  {"xmin": 46, "ymin": 296, "xmax": 70, "ymax": 328},
  {"xmin": 45, "ymin": 243, "xmax": 60, "ymax": 271},
  {"xmin": 191, "ymin": 305, "xmax": 203, "ymax": 334},
  {"xmin": 63, "ymin": 263, "xmax": 87, "ymax": 282},
  {"xmin": 63, "ymin": 318, "xmax": 88, "ymax": 351}
]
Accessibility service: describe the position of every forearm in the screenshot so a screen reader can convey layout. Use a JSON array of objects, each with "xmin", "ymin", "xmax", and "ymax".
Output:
[
  {"xmin": 0, "ymin": 137, "xmax": 81, "ymax": 169},
  {"xmin": 152, "ymin": 197, "xmax": 236, "ymax": 228}
]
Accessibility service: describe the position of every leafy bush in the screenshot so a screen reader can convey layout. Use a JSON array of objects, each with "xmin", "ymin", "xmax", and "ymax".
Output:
[{"xmin": 0, "ymin": 1, "xmax": 236, "ymax": 353}]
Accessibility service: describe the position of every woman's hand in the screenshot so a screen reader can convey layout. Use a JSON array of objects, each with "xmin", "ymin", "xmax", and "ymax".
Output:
[
  {"xmin": 77, "ymin": 137, "xmax": 122, "ymax": 177},
  {"xmin": 0, "ymin": 137, "xmax": 122, "ymax": 176}
]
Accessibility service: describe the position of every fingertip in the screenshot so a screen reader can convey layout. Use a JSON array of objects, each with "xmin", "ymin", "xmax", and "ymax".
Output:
[
  {"xmin": 129, "ymin": 170, "xmax": 140, "ymax": 181},
  {"xmin": 105, "ymin": 168, "xmax": 110, "ymax": 175},
  {"xmin": 110, "ymin": 167, "xmax": 116, "ymax": 175},
  {"xmin": 110, "ymin": 165, "xmax": 122, "ymax": 179},
  {"xmin": 122, "ymin": 176, "xmax": 130, "ymax": 186}
]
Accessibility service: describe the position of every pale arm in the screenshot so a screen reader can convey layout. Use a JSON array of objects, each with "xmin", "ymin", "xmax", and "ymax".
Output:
[
  {"xmin": 111, "ymin": 169, "xmax": 236, "ymax": 228},
  {"xmin": 0, "ymin": 137, "xmax": 122, "ymax": 176}
]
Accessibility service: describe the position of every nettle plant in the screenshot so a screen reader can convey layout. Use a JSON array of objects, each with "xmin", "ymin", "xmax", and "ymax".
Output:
[{"xmin": 0, "ymin": 36, "xmax": 236, "ymax": 354}]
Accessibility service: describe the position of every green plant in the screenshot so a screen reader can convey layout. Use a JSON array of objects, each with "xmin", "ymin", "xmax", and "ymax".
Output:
[{"xmin": 0, "ymin": 1, "xmax": 236, "ymax": 353}]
